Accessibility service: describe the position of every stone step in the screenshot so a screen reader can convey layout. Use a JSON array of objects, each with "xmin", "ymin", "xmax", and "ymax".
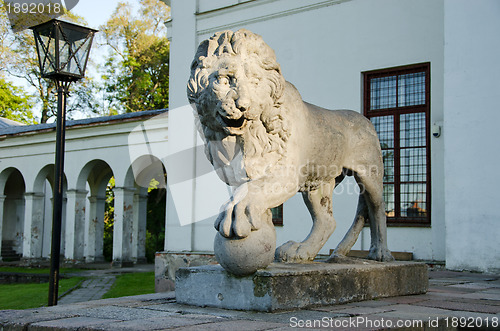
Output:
[{"xmin": 1, "ymin": 241, "xmax": 22, "ymax": 261}]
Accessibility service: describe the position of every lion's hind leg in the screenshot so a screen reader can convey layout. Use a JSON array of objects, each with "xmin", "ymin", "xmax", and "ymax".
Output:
[
  {"xmin": 356, "ymin": 172, "xmax": 394, "ymax": 262},
  {"xmin": 327, "ymin": 194, "xmax": 368, "ymax": 262},
  {"xmin": 275, "ymin": 181, "xmax": 336, "ymax": 263}
]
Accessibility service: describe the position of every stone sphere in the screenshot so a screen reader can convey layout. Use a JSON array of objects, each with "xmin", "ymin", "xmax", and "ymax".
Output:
[{"xmin": 214, "ymin": 220, "xmax": 276, "ymax": 276}]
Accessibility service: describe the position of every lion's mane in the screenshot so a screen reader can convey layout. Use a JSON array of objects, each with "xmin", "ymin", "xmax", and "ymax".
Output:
[{"xmin": 187, "ymin": 30, "xmax": 290, "ymax": 168}]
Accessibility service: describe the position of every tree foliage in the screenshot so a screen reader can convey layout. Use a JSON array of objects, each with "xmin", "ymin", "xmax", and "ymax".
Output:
[
  {"xmin": 1, "ymin": 0, "xmax": 170, "ymax": 122},
  {"xmin": 1, "ymin": 7, "xmax": 100, "ymax": 123},
  {"xmin": 103, "ymin": 177, "xmax": 115, "ymax": 262},
  {"xmin": 0, "ymin": 78, "xmax": 36, "ymax": 124},
  {"xmin": 0, "ymin": 8, "xmax": 35, "ymax": 124},
  {"xmin": 100, "ymin": 0, "xmax": 170, "ymax": 113}
]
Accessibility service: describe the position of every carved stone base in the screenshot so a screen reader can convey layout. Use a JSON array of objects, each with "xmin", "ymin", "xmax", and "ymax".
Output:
[{"xmin": 175, "ymin": 260, "xmax": 428, "ymax": 312}]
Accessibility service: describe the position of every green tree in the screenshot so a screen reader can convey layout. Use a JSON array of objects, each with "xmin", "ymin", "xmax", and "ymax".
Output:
[
  {"xmin": 8, "ymin": 25, "xmax": 57, "ymax": 123},
  {"xmin": 146, "ymin": 185, "xmax": 166, "ymax": 263},
  {"xmin": 0, "ymin": 78, "xmax": 36, "ymax": 124},
  {"xmin": 100, "ymin": 0, "xmax": 170, "ymax": 113},
  {"xmin": 0, "ymin": 8, "xmax": 14, "ymax": 73},
  {"xmin": 103, "ymin": 177, "xmax": 115, "ymax": 262},
  {"xmin": 0, "ymin": 7, "xmax": 36, "ymax": 124},
  {"xmin": 1, "ymin": 6, "xmax": 99, "ymax": 123}
]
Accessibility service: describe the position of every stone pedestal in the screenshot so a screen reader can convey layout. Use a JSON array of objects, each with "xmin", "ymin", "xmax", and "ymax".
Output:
[
  {"xmin": 155, "ymin": 251, "xmax": 217, "ymax": 292},
  {"xmin": 175, "ymin": 260, "xmax": 428, "ymax": 312}
]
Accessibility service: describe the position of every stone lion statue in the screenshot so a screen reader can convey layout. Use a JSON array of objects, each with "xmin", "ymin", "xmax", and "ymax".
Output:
[{"xmin": 187, "ymin": 29, "xmax": 393, "ymax": 273}]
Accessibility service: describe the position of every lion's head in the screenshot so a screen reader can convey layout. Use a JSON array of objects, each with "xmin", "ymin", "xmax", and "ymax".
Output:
[{"xmin": 187, "ymin": 30, "xmax": 290, "ymax": 162}]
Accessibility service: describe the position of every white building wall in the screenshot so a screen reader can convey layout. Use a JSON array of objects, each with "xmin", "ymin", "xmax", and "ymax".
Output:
[
  {"xmin": 0, "ymin": 111, "xmax": 168, "ymax": 263},
  {"xmin": 443, "ymin": 0, "xmax": 500, "ymax": 273},
  {"xmin": 164, "ymin": 0, "xmax": 198, "ymax": 252},
  {"xmin": 166, "ymin": 0, "xmax": 446, "ymax": 260}
]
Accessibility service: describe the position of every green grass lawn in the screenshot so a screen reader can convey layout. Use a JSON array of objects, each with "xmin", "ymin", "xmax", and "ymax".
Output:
[
  {"xmin": 0, "ymin": 277, "xmax": 85, "ymax": 310},
  {"xmin": 0, "ymin": 266, "xmax": 82, "ymax": 275},
  {"xmin": 102, "ymin": 272, "xmax": 155, "ymax": 299},
  {"xmin": 0, "ymin": 268, "xmax": 155, "ymax": 309}
]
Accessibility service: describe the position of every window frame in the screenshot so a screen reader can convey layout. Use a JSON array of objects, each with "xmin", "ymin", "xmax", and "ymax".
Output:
[
  {"xmin": 271, "ymin": 204, "xmax": 283, "ymax": 226},
  {"xmin": 363, "ymin": 62, "xmax": 431, "ymax": 227}
]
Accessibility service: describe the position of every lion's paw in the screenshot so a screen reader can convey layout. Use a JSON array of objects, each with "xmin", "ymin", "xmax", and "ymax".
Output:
[
  {"xmin": 214, "ymin": 199, "xmax": 262, "ymax": 239},
  {"xmin": 367, "ymin": 246, "xmax": 395, "ymax": 262},
  {"xmin": 275, "ymin": 240, "xmax": 315, "ymax": 263}
]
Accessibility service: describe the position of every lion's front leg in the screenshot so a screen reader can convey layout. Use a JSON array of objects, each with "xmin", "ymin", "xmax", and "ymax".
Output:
[
  {"xmin": 276, "ymin": 181, "xmax": 336, "ymax": 263},
  {"xmin": 215, "ymin": 178, "xmax": 296, "ymax": 238}
]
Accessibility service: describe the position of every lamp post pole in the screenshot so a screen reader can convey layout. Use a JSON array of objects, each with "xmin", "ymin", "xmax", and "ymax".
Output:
[
  {"xmin": 48, "ymin": 81, "xmax": 70, "ymax": 306},
  {"xmin": 30, "ymin": 18, "xmax": 97, "ymax": 306}
]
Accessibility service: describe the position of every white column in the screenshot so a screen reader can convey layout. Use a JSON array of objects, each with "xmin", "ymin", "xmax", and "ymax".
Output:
[
  {"xmin": 85, "ymin": 195, "xmax": 106, "ymax": 262},
  {"xmin": 0, "ymin": 195, "xmax": 5, "ymax": 261},
  {"xmin": 22, "ymin": 192, "xmax": 44, "ymax": 259},
  {"xmin": 132, "ymin": 193, "xmax": 148, "ymax": 263},
  {"xmin": 64, "ymin": 190, "xmax": 88, "ymax": 261},
  {"xmin": 112, "ymin": 187, "xmax": 135, "ymax": 266}
]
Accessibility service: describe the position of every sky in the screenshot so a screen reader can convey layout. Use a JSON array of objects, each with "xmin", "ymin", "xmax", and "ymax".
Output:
[
  {"xmin": 68, "ymin": 0, "xmax": 138, "ymax": 78},
  {"xmin": 70, "ymin": 0, "xmax": 129, "ymax": 30},
  {"xmin": 60, "ymin": 1, "xmax": 133, "ymax": 120}
]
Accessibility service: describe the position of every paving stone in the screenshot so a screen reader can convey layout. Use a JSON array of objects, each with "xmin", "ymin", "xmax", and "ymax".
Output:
[
  {"xmin": 267, "ymin": 327, "xmax": 322, "ymax": 331},
  {"xmin": 321, "ymin": 316, "xmax": 420, "ymax": 331},
  {"xmin": 413, "ymin": 299, "xmax": 500, "ymax": 314},
  {"xmin": 78, "ymin": 306, "xmax": 176, "ymax": 321},
  {"xmin": 140, "ymin": 302, "xmax": 253, "ymax": 319},
  {"xmin": 442, "ymin": 296, "xmax": 500, "ymax": 307},
  {"xmin": 29, "ymin": 317, "xmax": 122, "ymax": 331},
  {"xmin": 426, "ymin": 290, "xmax": 483, "ymax": 300},
  {"xmin": 449, "ymin": 282, "xmax": 496, "ymax": 290},
  {"xmin": 84, "ymin": 315, "xmax": 225, "ymax": 330},
  {"xmin": 252, "ymin": 309, "xmax": 351, "ymax": 324},
  {"xmin": 70, "ymin": 293, "xmax": 173, "ymax": 309},
  {"xmin": 428, "ymin": 285, "xmax": 480, "ymax": 294},
  {"xmin": 349, "ymin": 300, "xmax": 398, "ymax": 308},
  {"xmin": 463, "ymin": 291, "xmax": 500, "ymax": 301},
  {"xmin": 172, "ymin": 319, "xmax": 287, "ymax": 331},
  {"xmin": 447, "ymin": 310, "xmax": 500, "ymax": 320},
  {"xmin": 0, "ymin": 309, "xmax": 80, "ymax": 330},
  {"xmin": 374, "ymin": 303, "xmax": 453, "ymax": 318},
  {"xmin": 312, "ymin": 305, "xmax": 396, "ymax": 316},
  {"xmin": 429, "ymin": 279, "xmax": 467, "ymax": 286},
  {"xmin": 428, "ymin": 270, "xmax": 466, "ymax": 278},
  {"xmin": 484, "ymin": 280, "xmax": 500, "ymax": 288},
  {"xmin": 379, "ymin": 295, "xmax": 432, "ymax": 304}
]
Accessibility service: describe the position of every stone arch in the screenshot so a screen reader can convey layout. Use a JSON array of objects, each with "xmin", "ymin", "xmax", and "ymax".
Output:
[
  {"xmin": 32, "ymin": 164, "xmax": 56, "ymax": 193},
  {"xmin": 0, "ymin": 168, "xmax": 26, "ymax": 261},
  {"xmin": 71, "ymin": 159, "xmax": 114, "ymax": 262}
]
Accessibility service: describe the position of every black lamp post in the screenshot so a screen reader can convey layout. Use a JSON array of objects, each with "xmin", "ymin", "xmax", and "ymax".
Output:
[{"xmin": 30, "ymin": 19, "xmax": 97, "ymax": 306}]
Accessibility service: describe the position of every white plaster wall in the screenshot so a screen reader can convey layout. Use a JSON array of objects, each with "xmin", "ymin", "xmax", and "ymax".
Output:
[
  {"xmin": 443, "ymin": 0, "xmax": 500, "ymax": 273},
  {"xmin": 167, "ymin": 0, "xmax": 445, "ymax": 260},
  {"xmin": 164, "ymin": 0, "xmax": 198, "ymax": 252}
]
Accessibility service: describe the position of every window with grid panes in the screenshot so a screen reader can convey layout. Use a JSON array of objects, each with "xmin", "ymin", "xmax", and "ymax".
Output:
[
  {"xmin": 271, "ymin": 204, "xmax": 283, "ymax": 226},
  {"xmin": 364, "ymin": 63, "xmax": 430, "ymax": 226}
]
